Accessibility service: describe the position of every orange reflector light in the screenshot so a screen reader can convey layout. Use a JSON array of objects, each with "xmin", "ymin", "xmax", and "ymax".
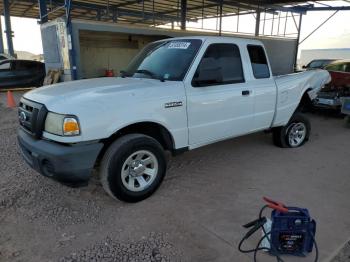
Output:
[{"xmin": 63, "ymin": 118, "xmax": 80, "ymax": 136}]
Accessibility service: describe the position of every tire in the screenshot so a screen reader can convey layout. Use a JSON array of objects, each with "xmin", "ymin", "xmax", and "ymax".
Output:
[
  {"xmin": 100, "ymin": 134, "xmax": 167, "ymax": 202},
  {"xmin": 272, "ymin": 113, "xmax": 311, "ymax": 148}
]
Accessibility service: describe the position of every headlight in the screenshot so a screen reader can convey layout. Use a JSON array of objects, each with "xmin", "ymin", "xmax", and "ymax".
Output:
[{"xmin": 44, "ymin": 112, "xmax": 80, "ymax": 136}]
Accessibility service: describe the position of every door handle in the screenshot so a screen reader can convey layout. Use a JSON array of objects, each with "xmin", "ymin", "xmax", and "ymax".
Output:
[{"xmin": 242, "ymin": 90, "xmax": 251, "ymax": 96}]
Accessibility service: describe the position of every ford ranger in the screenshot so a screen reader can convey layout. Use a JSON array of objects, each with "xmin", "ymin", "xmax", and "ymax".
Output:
[{"xmin": 18, "ymin": 36, "xmax": 330, "ymax": 202}]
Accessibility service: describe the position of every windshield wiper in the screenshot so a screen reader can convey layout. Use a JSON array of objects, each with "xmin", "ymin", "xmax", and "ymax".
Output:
[
  {"xmin": 120, "ymin": 70, "xmax": 132, "ymax": 78},
  {"xmin": 135, "ymin": 69, "xmax": 165, "ymax": 82},
  {"xmin": 135, "ymin": 69, "xmax": 157, "ymax": 78}
]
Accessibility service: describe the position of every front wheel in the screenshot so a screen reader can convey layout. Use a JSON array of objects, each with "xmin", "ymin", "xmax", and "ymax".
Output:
[
  {"xmin": 273, "ymin": 113, "xmax": 311, "ymax": 148},
  {"xmin": 100, "ymin": 134, "xmax": 167, "ymax": 202}
]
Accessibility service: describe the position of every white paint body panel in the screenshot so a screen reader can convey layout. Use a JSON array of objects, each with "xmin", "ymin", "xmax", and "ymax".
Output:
[
  {"xmin": 24, "ymin": 36, "xmax": 330, "ymax": 150},
  {"xmin": 272, "ymin": 69, "xmax": 330, "ymax": 127},
  {"xmin": 25, "ymin": 77, "xmax": 188, "ymax": 148}
]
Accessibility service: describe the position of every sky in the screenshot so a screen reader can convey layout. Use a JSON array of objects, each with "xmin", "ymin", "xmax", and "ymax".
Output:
[
  {"xmin": 0, "ymin": 7, "xmax": 349, "ymax": 56},
  {"xmin": 298, "ymin": 10, "xmax": 350, "ymax": 50},
  {"xmin": 1, "ymin": 16, "xmax": 43, "ymax": 54}
]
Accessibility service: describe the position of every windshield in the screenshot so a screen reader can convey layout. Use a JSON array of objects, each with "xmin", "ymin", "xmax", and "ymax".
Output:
[
  {"xmin": 122, "ymin": 39, "xmax": 202, "ymax": 81},
  {"xmin": 307, "ymin": 60, "xmax": 334, "ymax": 69}
]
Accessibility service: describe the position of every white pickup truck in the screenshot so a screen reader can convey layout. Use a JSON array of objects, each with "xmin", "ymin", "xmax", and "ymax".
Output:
[{"xmin": 18, "ymin": 36, "xmax": 330, "ymax": 202}]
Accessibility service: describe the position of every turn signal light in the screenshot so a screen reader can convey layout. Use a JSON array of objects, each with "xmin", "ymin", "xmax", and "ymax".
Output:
[{"xmin": 63, "ymin": 118, "xmax": 80, "ymax": 136}]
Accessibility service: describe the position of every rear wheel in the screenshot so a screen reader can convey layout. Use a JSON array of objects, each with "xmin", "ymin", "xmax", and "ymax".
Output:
[
  {"xmin": 273, "ymin": 113, "xmax": 311, "ymax": 148},
  {"xmin": 100, "ymin": 134, "xmax": 166, "ymax": 202}
]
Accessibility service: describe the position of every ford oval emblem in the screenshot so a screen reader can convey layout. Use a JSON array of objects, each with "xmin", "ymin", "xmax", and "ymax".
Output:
[{"xmin": 19, "ymin": 111, "xmax": 27, "ymax": 123}]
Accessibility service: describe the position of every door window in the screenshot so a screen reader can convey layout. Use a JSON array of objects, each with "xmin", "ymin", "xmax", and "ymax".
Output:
[
  {"xmin": 192, "ymin": 43, "xmax": 244, "ymax": 87},
  {"xmin": 0, "ymin": 61, "xmax": 11, "ymax": 70},
  {"xmin": 13, "ymin": 61, "xmax": 36, "ymax": 70},
  {"xmin": 247, "ymin": 45, "xmax": 270, "ymax": 79}
]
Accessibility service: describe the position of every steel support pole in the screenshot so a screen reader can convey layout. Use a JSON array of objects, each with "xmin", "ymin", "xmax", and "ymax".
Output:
[
  {"xmin": 218, "ymin": 0, "xmax": 223, "ymax": 35},
  {"xmin": 181, "ymin": 0, "xmax": 187, "ymax": 30},
  {"xmin": 0, "ymin": 17, "xmax": 4, "ymax": 54},
  {"xmin": 293, "ymin": 14, "xmax": 302, "ymax": 71},
  {"xmin": 38, "ymin": 0, "xmax": 48, "ymax": 23},
  {"xmin": 236, "ymin": 8, "xmax": 239, "ymax": 32},
  {"xmin": 65, "ymin": 0, "xmax": 76, "ymax": 80},
  {"xmin": 3, "ymin": 0, "xmax": 14, "ymax": 56},
  {"xmin": 255, "ymin": 10, "xmax": 261, "ymax": 36}
]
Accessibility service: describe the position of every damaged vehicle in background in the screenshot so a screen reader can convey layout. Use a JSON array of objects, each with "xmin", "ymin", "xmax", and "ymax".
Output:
[
  {"xmin": 302, "ymin": 59, "xmax": 336, "ymax": 70},
  {"xmin": 314, "ymin": 60, "xmax": 350, "ymax": 110},
  {"xmin": 17, "ymin": 36, "xmax": 330, "ymax": 202}
]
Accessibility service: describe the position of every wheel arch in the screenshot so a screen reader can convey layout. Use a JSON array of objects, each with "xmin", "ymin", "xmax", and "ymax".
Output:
[
  {"xmin": 96, "ymin": 121, "xmax": 176, "ymax": 166},
  {"xmin": 297, "ymin": 87, "xmax": 313, "ymax": 112}
]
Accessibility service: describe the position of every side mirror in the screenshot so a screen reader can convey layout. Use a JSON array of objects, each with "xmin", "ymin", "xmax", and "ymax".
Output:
[
  {"xmin": 192, "ymin": 58, "xmax": 222, "ymax": 87},
  {"xmin": 302, "ymin": 65, "xmax": 306, "ymax": 69}
]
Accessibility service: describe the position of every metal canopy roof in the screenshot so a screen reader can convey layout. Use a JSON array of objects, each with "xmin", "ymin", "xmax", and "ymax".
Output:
[
  {"xmin": 1, "ymin": 0, "xmax": 348, "ymax": 76},
  {"xmin": 1, "ymin": 0, "xmax": 350, "ymax": 26}
]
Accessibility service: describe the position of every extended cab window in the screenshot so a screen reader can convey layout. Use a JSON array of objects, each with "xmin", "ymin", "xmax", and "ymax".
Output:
[
  {"xmin": 192, "ymin": 43, "xmax": 244, "ymax": 87},
  {"xmin": 247, "ymin": 45, "xmax": 270, "ymax": 79}
]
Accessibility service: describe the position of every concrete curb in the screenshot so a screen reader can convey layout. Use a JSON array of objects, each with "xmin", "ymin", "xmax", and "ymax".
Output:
[
  {"xmin": 325, "ymin": 237, "xmax": 350, "ymax": 262},
  {"xmin": 0, "ymin": 87, "xmax": 33, "ymax": 92}
]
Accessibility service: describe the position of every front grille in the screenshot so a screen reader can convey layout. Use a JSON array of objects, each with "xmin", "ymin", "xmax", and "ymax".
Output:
[{"xmin": 18, "ymin": 98, "xmax": 48, "ymax": 138}]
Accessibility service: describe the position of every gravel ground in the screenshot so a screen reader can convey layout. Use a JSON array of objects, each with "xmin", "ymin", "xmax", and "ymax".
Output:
[
  {"xmin": 0, "ymin": 91, "xmax": 349, "ymax": 262},
  {"xmin": 60, "ymin": 233, "xmax": 177, "ymax": 262},
  {"xmin": 0, "ymin": 92, "xmax": 182, "ymax": 262}
]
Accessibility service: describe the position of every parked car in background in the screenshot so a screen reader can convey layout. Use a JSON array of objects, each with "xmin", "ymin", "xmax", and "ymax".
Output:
[
  {"xmin": 302, "ymin": 59, "xmax": 336, "ymax": 70},
  {"xmin": 0, "ymin": 53, "xmax": 14, "ymax": 61},
  {"xmin": 314, "ymin": 60, "xmax": 350, "ymax": 109},
  {"xmin": 0, "ymin": 59, "xmax": 45, "ymax": 89}
]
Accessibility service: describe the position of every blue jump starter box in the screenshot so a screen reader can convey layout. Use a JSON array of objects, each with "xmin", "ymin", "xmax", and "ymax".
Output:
[{"xmin": 269, "ymin": 207, "xmax": 316, "ymax": 256}]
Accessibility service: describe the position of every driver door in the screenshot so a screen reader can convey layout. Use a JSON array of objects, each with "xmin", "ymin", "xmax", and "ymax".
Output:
[{"xmin": 185, "ymin": 43, "xmax": 255, "ymax": 147}]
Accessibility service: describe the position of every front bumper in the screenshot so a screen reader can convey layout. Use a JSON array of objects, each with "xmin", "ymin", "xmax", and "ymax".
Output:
[{"xmin": 18, "ymin": 128, "xmax": 103, "ymax": 185}]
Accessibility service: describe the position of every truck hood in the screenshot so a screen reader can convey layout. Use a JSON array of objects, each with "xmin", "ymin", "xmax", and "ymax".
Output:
[
  {"xmin": 24, "ymin": 77, "xmax": 167, "ymax": 112},
  {"xmin": 23, "ymin": 76, "xmax": 186, "ymax": 144}
]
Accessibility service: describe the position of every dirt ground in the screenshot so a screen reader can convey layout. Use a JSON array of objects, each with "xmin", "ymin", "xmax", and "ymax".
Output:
[{"xmin": 0, "ymin": 91, "xmax": 349, "ymax": 262}]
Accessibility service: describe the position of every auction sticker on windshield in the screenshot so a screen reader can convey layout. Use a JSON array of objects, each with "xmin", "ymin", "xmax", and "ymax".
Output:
[{"xmin": 168, "ymin": 42, "xmax": 191, "ymax": 49}]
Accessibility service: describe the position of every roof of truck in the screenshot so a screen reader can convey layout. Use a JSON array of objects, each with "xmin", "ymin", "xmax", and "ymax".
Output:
[{"xmin": 160, "ymin": 35, "xmax": 263, "ymax": 45}]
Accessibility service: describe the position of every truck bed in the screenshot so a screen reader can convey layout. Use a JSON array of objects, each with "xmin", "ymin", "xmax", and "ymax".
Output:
[{"xmin": 272, "ymin": 69, "xmax": 331, "ymax": 127}]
